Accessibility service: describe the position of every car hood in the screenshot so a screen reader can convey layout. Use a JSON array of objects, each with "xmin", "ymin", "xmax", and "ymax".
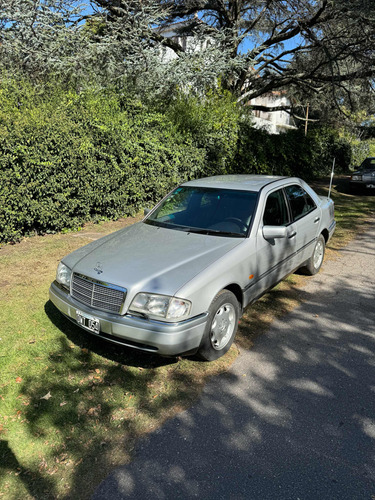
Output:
[{"xmin": 64, "ymin": 222, "xmax": 242, "ymax": 297}]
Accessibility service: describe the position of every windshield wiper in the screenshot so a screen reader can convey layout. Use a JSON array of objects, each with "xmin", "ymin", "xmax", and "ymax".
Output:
[
  {"xmin": 184, "ymin": 228, "xmax": 244, "ymax": 238},
  {"xmin": 144, "ymin": 220, "xmax": 245, "ymax": 237}
]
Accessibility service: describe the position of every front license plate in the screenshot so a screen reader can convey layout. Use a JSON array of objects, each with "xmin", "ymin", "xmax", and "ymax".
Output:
[{"xmin": 76, "ymin": 310, "xmax": 100, "ymax": 334}]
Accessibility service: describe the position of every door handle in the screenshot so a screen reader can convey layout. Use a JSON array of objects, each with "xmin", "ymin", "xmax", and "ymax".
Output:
[
  {"xmin": 314, "ymin": 217, "xmax": 320, "ymax": 223},
  {"xmin": 288, "ymin": 230, "xmax": 297, "ymax": 238}
]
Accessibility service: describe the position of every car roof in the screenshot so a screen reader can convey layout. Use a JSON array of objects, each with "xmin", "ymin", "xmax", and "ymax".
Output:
[{"xmin": 182, "ymin": 175, "xmax": 288, "ymax": 192}]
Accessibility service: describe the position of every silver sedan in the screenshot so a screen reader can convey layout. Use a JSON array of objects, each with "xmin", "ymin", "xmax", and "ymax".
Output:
[{"xmin": 49, "ymin": 175, "xmax": 335, "ymax": 360}]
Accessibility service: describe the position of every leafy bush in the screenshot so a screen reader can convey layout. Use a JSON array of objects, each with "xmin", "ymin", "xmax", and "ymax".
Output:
[
  {"xmin": 0, "ymin": 75, "xmax": 357, "ymax": 244},
  {"xmin": 164, "ymin": 89, "xmax": 241, "ymax": 176},
  {"xmin": 0, "ymin": 79, "xmax": 205, "ymax": 243},
  {"xmin": 232, "ymin": 124, "xmax": 351, "ymax": 179}
]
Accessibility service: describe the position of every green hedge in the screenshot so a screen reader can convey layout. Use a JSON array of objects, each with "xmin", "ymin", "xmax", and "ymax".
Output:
[
  {"xmin": 233, "ymin": 123, "xmax": 351, "ymax": 178},
  {"xmin": 0, "ymin": 77, "xmax": 356, "ymax": 244},
  {"xmin": 0, "ymin": 81, "xmax": 205, "ymax": 243}
]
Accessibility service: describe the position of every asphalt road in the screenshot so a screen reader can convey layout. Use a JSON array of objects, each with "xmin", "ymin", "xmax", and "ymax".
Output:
[{"xmin": 93, "ymin": 220, "xmax": 375, "ymax": 500}]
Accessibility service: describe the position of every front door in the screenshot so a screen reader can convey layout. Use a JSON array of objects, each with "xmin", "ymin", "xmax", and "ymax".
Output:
[{"xmin": 245, "ymin": 188, "xmax": 296, "ymax": 304}]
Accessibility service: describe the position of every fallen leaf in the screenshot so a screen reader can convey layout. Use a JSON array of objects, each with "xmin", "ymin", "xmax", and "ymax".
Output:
[
  {"xmin": 73, "ymin": 388, "xmax": 79, "ymax": 393},
  {"xmin": 15, "ymin": 377, "xmax": 22, "ymax": 383},
  {"xmin": 81, "ymin": 348, "xmax": 89, "ymax": 354},
  {"xmin": 40, "ymin": 392, "xmax": 52, "ymax": 400},
  {"xmin": 59, "ymin": 402, "xmax": 67, "ymax": 407},
  {"xmin": 87, "ymin": 405, "xmax": 101, "ymax": 417},
  {"xmin": 95, "ymin": 368, "xmax": 100, "ymax": 374}
]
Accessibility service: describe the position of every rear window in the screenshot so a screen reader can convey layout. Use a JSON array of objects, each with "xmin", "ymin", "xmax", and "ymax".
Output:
[{"xmin": 285, "ymin": 185, "xmax": 316, "ymax": 222}]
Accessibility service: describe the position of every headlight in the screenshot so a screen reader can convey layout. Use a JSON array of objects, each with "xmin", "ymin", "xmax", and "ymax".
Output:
[
  {"xmin": 129, "ymin": 293, "xmax": 191, "ymax": 321},
  {"xmin": 56, "ymin": 262, "xmax": 72, "ymax": 289},
  {"xmin": 351, "ymin": 175, "xmax": 361, "ymax": 181}
]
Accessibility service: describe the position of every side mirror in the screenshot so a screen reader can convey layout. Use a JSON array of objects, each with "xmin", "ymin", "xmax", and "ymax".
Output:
[
  {"xmin": 144, "ymin": 208, "xmax": 151, "ymax": 216},
  {"xmin": 263, "ymin": 225, "xmax": 287, "ymax": 240}
]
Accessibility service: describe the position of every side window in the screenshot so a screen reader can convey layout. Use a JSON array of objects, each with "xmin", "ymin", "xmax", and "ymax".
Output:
[
  {"xmin": 263, "ymin": 189, "xmax": 289, "ymax": 226},
  {"xmin": 285, "ymin": 185, "xmax": 316, "ymax": 221}
]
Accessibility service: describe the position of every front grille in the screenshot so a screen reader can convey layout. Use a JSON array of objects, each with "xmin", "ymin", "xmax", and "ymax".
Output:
[{"xmin": 71, "ymin": 273, "xmax": 126, "ymax": 314}]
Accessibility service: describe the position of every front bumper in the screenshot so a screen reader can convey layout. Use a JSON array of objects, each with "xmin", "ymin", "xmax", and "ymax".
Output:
[
  {"xmin": 49, "ymin": 281, "xmax": 207, "ymax": 356},
  {"xmin": 350, "ymin": 179, "xmax": 375, "ymax": 189}
]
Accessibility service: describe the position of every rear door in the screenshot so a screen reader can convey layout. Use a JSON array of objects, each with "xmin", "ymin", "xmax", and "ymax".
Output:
[{"xmin": 284, "ymin": 184, "xmax": 321, "ymax": 269}]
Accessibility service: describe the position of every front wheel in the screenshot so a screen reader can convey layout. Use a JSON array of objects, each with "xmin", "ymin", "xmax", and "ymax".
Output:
[
  {"xmin": 197, "ymin": 290, "xmax": 240, "ymax": 361},
  {"xmin": 301, "ymin": 234, "xmax": 326, "ymax": 276}
]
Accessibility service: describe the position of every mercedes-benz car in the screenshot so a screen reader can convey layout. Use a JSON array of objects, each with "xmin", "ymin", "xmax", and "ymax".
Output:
[
  {"xmin": 350, "ymin": 157, "xmax": 375, "ymax": 190},
  {"xmin": 49, "ymin": 175, "xmax": 335, "ymax": 361}
]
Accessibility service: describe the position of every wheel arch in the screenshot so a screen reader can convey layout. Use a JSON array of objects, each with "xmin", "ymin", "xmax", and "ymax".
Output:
[
  {"xmin": 222, "ymin": 283, "xmax": 243, "ymax": 310},
  {"xmin": 320, "ymin": 228, "xmax": 329, "ymax": 243}
]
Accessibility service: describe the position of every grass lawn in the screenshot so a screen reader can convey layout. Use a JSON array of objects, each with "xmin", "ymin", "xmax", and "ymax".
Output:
[{"xmin": 0, "ymin": 177, "xmax": 374, "ymax": 499}]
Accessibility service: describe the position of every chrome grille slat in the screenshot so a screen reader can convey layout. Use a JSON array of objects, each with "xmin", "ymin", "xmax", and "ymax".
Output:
[{"xmin": 71, "ymin": 273, "xmax": 126, "ymax": 314}]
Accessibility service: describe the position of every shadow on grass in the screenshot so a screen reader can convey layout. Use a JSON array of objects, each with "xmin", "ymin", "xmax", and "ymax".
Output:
[
  {"xmin": 7, "ymin": 303, "xmax": 206, "ymax": 499},
  {"xmin": 44, "ymin": 300, "xmax": 176, "ymax": 369},
  {"xmin": 0, "ymin": 440, "xmax": 55, "ymax": 500}
]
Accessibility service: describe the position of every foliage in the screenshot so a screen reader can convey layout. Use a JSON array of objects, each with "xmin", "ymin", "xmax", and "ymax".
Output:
[
  {"xmin": 164, "ymin": 89, "xmax": 241, "ymax": 175},
  {"xmin": 92, "ymin": 0, "xmax": 375, "ymax": 110},
  {"xmin": 1, "ymin": 0, "xmax": 374, "ymax": 114},
  {"xmin": 347, "ymin": 140, "xmax": 370, "ymax": 169},
  {"xmin": 0, "ymin": 77, "xmax": 205, "ymax": 243},
  {"xmin": 233, "ymin": 124, "xmax": 351, "ymax": 179},
  {"xmin": 0, "ymin": 74, "xmax": 359, "ymax": 245}
]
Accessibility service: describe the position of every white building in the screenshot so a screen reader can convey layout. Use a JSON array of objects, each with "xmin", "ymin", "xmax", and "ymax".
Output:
[
  {"xmin": 157, "ymin": 21, "xmax": 210, "ymax": 63},
  {"xmin": 250, "ymin": 91, "xmax": 297, "ymax": 134}
]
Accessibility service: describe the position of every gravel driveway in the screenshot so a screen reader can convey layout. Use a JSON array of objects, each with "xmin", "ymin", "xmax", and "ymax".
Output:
[{"xmin": 93, "ymin": 220, "xmax": 375, "ymax": 500}]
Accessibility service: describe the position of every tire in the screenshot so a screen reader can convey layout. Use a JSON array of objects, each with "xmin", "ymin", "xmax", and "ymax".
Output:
[
  {"xmin": 197, "ymin": 290, "xmax": 240, "ymax": 361},
  {"xmin": 301, "ymin": 234, "xmax": 325, "ymax": 276}
]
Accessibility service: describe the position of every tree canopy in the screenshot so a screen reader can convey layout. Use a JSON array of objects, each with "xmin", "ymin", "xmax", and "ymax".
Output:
[
  {"xmin": 94, "ymin": 0, "xmax": 375, "ymax": 118},
  {"xmin": 1, "ymin": 0, "xmax": 374, "ymax": 118}
]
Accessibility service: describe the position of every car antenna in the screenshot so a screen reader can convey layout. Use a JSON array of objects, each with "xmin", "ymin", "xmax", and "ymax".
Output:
[{"xmin": 328, "ymin": 158, "xmax": 335, "ymax": 198}]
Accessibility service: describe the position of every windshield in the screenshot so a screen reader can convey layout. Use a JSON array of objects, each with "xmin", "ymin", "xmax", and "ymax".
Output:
[
  {"xmin": 144, "ymin": 186, "xmax": 258, "ymax": 237},
  {"xmin": 359, "ymin": 158, "xmax": 375, "ymax": 170}
]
